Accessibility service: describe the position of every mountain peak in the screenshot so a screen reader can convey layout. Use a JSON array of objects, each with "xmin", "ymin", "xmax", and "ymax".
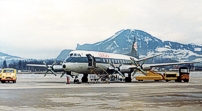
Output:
[{"xmin": 75, "ymin": 29, "xmax": 202, "ymax": 62}]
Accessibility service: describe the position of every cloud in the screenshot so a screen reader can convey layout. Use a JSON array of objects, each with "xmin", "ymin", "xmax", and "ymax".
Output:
[{"xmin": 0, "ymin": 0, "xmax": 202, "ymax": 59}]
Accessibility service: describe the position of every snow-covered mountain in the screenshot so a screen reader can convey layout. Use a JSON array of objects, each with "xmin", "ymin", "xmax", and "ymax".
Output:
[
  {"xmin": 0, "ymin": 52, "xmax": 24, "ymax": 65},
  {"xmin": 56, "ymin": 49, "xmax": 74, "ymax": 61},
  {"xmin": 75, "ymin": 29, "xmax": 202, "ymax": 62}
]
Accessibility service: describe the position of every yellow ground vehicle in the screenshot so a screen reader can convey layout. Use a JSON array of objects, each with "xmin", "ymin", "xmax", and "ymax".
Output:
[
  {"xmin": 135, "ymin": 71, "xmax": 164, "ymax": 81},
  {"xmin": 1, "ymin": 68, "xmax": 17, "ymax": 83},
  {"xmin": 163, "ymin": 72, "xmax": 178, "ymax": 82},
  {"xmin": 0, "ymin": 69, "xmax": 2, "ymax": 81}
]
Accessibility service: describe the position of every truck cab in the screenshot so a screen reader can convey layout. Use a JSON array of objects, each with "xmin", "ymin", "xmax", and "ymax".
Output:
[
  {"xmin": 1, "ymin": 68, "xmax": 17, "ymax": 83},
  {"xmin": 178, "ymin": 67, "xmax": 190, "ymax": 82}
]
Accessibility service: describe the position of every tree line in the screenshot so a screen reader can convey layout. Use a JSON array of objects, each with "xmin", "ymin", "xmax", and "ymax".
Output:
[{"xmin": 1, "ymin": 59, "xmax": 62, "ymax": 72}]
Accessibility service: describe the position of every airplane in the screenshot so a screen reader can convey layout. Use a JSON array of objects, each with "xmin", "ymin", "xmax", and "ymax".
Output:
[{"xmin": 27, "ymin": 37, "xmax": 198, "ymax": 83}]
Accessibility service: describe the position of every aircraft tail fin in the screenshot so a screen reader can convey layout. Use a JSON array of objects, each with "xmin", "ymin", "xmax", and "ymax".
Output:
[{"xmin": 126, "ymin": 36, "xmax": 139, "ymax": 59}]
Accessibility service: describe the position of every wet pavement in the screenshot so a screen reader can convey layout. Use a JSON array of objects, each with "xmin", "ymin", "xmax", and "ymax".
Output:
[{"xmin": 0, "ymin": 72, "xmax": 202, "ymax": 111}]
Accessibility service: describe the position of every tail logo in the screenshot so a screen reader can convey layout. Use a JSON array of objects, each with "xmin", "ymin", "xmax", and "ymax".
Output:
[{"xmin": 133, "ymin": 42, "xmax": 138, "ymax": 51}]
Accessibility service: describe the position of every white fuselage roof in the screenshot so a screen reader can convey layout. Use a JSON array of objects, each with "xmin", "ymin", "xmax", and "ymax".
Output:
[{"xmin": 69, "ymin": 50, "xmax": 138, "ymax": 61}]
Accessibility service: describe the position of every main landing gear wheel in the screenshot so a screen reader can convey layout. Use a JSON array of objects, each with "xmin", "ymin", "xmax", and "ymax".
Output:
[
  {"xmin": 125, "ymin": 73, "xmax": 132, "ymax": 82},
  {"xmin": 183, "ymin": 79, "xmax": 189, "ymax": 82},
  {"xmin": 125, "ymin": 77, "xmax": 132, "ymax": 82},
  {"xmin": 82, "ymin": 74, "xmax": 88, "ymax": 83}
]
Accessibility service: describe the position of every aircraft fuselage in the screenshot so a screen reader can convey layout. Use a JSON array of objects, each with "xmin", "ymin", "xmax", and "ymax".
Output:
[{"xmin": 62, "ymin": 50, "xmax": 137, "ymax": 75}]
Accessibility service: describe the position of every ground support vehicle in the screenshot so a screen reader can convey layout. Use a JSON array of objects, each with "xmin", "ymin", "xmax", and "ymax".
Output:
[
  {"xmin": 135, "ymin": 67, "xmax": 190, "ymax": 82},
  {"xmin": 1, "ymin": 68, "xmax": 17, "ymax": 83},
  {"xmin": 175, "ymin": 67, "xmax": 190, "ymax": 82},
  {"xmin": 163, "ymin": 72, "xmax": 178, "ymax": 82},
  {"xmin": 135, "ymin": 71, "xmax": 164, "ymax": 81}
]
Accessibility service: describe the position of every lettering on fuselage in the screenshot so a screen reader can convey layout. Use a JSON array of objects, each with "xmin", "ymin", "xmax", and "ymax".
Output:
[{"xmin": 98, "ymin": 53, "xmax": 110, "ymax": 58}]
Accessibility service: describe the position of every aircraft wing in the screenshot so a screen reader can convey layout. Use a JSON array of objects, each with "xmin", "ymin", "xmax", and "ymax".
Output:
[
  {"xmin": 26, "ymin": 64, "xmax": 62, "ymax": 68},
  {"xmin": 144, "ymin": 61, "xmax": 199, "ymax": 68},
  {"xmin": 26, "ymin": 64, "xmax": 47, "ymax": 67},
  {"xmin": 128, "ymin": 61, "xmax": 199, "ymax": 71},
  {"xmin": 26, "ymin": 64, "xmax": 65, "ymax": 77}
]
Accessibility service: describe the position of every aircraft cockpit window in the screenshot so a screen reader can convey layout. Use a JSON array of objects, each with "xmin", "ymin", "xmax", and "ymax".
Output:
[
  {"xmin": 78, "ymin": 54, "xmax": 81, "ymax": 57},
  {"xmin": 70, "ymin": 53, "xmax": 73, "ymax": 56},
  {"xmin": 74, "ymin": 53, "xmax": 77, "ymax": 56},
  {"xmin": 65, "ymin": 57, "xmax": 88, "ymax": 62}
]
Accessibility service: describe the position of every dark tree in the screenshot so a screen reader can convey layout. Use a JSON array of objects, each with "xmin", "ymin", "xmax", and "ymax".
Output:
[
  {"xmin": 18, "ymin": 60, "xmax": 22, "ymax": 70},
  {"xmin": 3, "ymin": 60, "xmax": 7, "ymax": 68}
]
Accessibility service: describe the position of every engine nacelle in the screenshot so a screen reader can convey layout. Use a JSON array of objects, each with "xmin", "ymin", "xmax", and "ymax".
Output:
[
  {"xmin": 120, "ymin": 69, "xmax": 133, "ymax": 73},
  {"xmin": 142, "ymin": 66, "xmax": 151, "ymax": 71},
  {"xmin": 52, "ymin": 68, "xmax": 64, "ymax": 72},
  {"xmin": 107, "ymin": 67, "xmax": 133, "ymax": 74}
]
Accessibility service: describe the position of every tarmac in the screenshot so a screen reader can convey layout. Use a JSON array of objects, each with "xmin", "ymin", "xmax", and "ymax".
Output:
[{"xmin": 0, "ymin": 72, "xmax": 202, "ymax": 111}]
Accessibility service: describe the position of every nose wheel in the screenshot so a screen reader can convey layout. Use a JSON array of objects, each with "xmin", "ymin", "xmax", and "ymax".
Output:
[{"xmin": 74, "ymin": 76, "xmax": 79, "ymax": 84}]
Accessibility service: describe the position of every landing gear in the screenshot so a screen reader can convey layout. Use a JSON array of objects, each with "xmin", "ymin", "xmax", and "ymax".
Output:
[
  {"xmin": 125, "ymin": 77, "xmax": 132, "ymax": 82},
  {"xmin": 125, "ymin": 73, "xmax": 132, "ymax": 82},
  {"xmin": 74, "ymin": 76, "xmax": 79, "ymax": 84},
  {"xmin": 82, "ymin": 74, "xmax": 88, "ymax": 83}
]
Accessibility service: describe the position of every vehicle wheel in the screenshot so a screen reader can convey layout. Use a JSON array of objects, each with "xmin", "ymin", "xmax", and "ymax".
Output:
[
  {"xmin": 184, "ymin": 79, "xmax": 189, "ymax": 82},
  {"xmin": 166, "ymin": 80, "xmax": 169, "ymax": 82},
  {"xmin": 13, "ymin": 80, "xmax": 16, "ymax": 83},
  {"xmin": 1, "ymin": 81, "xmax": 5, "ymax": 83}
]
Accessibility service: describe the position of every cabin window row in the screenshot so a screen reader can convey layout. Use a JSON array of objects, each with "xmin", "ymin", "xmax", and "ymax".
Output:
[
  {"xmin": 95, "ymin": 58, "xmax": 131, "ymax": 64},
  {"xmin": 65, "ymin": 57, "xmax": 131, "ymax": 64}
]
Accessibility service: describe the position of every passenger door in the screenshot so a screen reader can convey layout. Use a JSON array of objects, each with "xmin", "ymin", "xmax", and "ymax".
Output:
[{"xmin": 86, "ymin": 54, "xmax": 96, "ymax": 68}]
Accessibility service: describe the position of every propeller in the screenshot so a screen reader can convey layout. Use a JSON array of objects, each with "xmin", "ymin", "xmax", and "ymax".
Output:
[
  {"xmin": 60, "ymin": 72, "xmax": 66, "ymax": 78},
  {"xmin": 132, "ymin": 70, "xmax": 138, "ymax": 77},
  {"xmin": 43, "ymin": 61, "xmax": 57, "ymax": 77},
  {"xmin": 130, "ymin": 57, "xmax": 146, "ymax": 75},
  {"xmin": 109, "ymin": 62, "xmax": 125, "ymax": 78}
]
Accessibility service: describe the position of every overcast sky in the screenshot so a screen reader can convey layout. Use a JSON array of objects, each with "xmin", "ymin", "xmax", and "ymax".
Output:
[{"xmin": 0, "ymin": 0, "xmax": 202, "ymax": 59}]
